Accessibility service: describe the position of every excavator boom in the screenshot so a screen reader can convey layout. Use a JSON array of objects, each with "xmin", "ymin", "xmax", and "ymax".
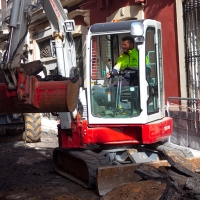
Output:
[{"xmin": 0, "ymin": 0, "xmax": 80, "ymax": 114}]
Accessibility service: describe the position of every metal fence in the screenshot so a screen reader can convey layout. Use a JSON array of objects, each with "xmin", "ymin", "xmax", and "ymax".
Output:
[
  {"xmin": 183, "ymin": 0, "xmax": 200, "ymax": 99},
  {"xmin": 167, "ymin": 97, "xmax": 200, "ymax": 150}
]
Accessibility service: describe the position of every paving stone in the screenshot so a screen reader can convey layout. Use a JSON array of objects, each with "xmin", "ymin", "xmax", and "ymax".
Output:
[{"xmin": 164, "ymin": 150, "xmax": 199, "ymax": 178}]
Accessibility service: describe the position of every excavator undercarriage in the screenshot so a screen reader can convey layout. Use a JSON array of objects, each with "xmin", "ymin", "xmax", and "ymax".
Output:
[
  {"xmin": 53, "ymin": 141, "xmax": 195, "ymax": 196},
  {"xmin": 51, "ymin": 116, "xmax": 175, "ymax": 196}
]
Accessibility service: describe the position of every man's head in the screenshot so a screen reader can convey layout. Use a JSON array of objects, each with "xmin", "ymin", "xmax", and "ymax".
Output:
[{"xmin": 122, "ymin": 36, "xmax": 134, "ymax": 54}]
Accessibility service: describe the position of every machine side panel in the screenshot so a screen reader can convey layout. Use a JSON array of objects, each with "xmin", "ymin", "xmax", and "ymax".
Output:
[{"xmin": 58, "ymin": 117, "xmax": 172, "ymax": 148}]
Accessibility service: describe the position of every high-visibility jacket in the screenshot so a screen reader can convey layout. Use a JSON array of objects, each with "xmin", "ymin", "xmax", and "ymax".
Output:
[{"xmin": 114, "ymin": 48, "xmax": 138, "ymax": 71}]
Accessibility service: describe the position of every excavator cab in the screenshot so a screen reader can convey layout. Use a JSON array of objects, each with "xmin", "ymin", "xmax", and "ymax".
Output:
[{"xmin": 87, "ymin": 20, "xmax": 165, "ymax": 124}]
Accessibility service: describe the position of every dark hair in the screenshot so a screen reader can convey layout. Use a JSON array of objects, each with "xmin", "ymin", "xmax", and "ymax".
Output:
[{"xmin": 122, "ymin": 36, "xmax": 134, "ymax": 44}]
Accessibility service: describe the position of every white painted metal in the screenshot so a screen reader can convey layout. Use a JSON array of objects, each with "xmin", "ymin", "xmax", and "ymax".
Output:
[
  {"xmin": 40, "ymin": 0, "xmax": 77, "ymax": 129},
  {"xmin": 86, "ymin": 19, "xmax": 165, "ymax": 125},
  {"xmin": 40, "ymin": 0, "xmax": 76, "ymax": 77}
]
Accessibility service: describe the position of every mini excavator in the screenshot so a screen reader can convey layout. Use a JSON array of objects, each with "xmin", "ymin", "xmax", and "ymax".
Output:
[{"xmin": 0, "ymin": 0, "xmax": 173, "ymax": 196}]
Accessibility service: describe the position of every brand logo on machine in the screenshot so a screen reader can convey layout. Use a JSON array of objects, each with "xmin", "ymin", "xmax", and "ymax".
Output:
[
  {"xmin": 164, "ymin": 125, "xmax": 170, "ymax": 131},
  {"xmin": 49, "ymin": 0, "xmax": 61, "ymax": 20}
]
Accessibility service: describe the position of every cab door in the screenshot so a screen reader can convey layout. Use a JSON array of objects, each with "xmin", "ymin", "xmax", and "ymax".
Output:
[{"xmin": 143, "ymin": 20, "xmax": 165, "ymax": 122}]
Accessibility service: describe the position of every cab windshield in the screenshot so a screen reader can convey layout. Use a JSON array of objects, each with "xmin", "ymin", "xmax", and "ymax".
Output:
[{"xmin": 90, "ymin": 34, "xmax": 140, "ymax": 118}]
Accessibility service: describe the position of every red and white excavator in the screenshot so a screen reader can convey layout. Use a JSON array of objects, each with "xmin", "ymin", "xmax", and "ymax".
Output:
[{"xmin": 0, "ymin": 0, "xmax": 174, "ymax": 196}]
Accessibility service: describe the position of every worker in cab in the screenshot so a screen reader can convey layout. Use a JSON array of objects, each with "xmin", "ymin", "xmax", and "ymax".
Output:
[
  {"xmin": 106, "ymin": 36, "xmax": 149, "ymax": 86},
  {"xmin": 106, "ymin": 36, "xmax": 138, "ymax": 86}
]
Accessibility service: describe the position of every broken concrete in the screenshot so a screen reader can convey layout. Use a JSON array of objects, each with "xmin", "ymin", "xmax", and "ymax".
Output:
[
  {"xmin": 21, "ymin": 60, "xmax": 44, "ymax": 76},
  {"xmin": 164, "ymin": 150, "xmax": 199, "ymax": 177},
  {"xmin": 135, "ymin": 164, "xmax": 168, "ymax": 180},
  {"xmin": 164, "ymin": 188, "xmax": 183, "ymax": 200},
  {"xmin": 101, "ymin": 152, "xmax": 200, "ymax": 199},
  {"xmin": 167, "ymin": 169, "xmax": 189, "ymax": 188}
]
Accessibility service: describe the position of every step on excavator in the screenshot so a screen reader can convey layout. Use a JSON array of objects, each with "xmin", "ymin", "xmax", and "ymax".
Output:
[{"xmin": 0, "ymin": 0, "xmax": 184, "ymax": 196}]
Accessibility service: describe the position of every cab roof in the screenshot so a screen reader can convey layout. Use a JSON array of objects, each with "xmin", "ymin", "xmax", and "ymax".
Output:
[{"xmin": 89, "ymin": 20, "xmax": 144, "ymax": 34}]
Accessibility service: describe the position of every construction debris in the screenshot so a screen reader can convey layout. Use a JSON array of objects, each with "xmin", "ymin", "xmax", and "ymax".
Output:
[
  {"xmin": 164, "ymin": 150, "xmax": 199, "ymax": 175},
  {"xmin": 101, "ymin": 151, "xmax": 200, "ymax": 200},
  {"xmin": 20, "ymin": 60, "xmax": 44, "ymax": 76},
  {"xmin": 101, "ymin": 180, "xmax": 167, "ymax": 200}
]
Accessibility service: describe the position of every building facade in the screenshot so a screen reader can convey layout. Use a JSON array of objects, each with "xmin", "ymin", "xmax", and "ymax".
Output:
[{"xmin": 0, "ymin": 0, "xmax": 187, "ymax": 100}]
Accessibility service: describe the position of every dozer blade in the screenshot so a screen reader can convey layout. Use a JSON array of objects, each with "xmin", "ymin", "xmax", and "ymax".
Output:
[{"xmin": 97, "ymin": 160, "xmax": 170, "ymax": 196}]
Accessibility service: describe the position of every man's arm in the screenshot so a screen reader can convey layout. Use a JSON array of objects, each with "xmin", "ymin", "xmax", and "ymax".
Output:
[{"xmin": 106, "ymin": 55, "xmax": 124, "ymax": 78}]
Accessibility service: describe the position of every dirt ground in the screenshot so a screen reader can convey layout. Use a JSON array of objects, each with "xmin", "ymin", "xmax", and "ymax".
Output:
[
  {"xmin": 0, "ymin": 131, "xmax": 101, "ymax": 200},
  {"xmin": 1, "ymin": 130, "xmax": 191, "ymax": 200}
]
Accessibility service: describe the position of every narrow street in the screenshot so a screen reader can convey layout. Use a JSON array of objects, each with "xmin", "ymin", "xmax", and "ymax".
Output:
[
  {"xmin": 2, "ymin": 127, "xmax": 200, "ymax": 200},
  {"xmin": 0, "ymin": 130, "xmax": 100, "ymax": 200}
]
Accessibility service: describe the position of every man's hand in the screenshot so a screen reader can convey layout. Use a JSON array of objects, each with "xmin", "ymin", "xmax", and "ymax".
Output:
[
  {"xmin": 106, "ymin": 72, "xmax": 111, "ymax": 79},
  {"xmin": 106, "ymin": 69, "xmax": 118, "ymax": 78}
]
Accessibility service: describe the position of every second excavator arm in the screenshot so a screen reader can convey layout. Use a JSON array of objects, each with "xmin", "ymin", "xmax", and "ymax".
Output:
[{"xmin": 0, "ymin": 0, "xmax": 80, "ymax": 114}]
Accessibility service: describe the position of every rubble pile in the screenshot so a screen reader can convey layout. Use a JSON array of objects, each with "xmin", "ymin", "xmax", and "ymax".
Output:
[{"xmin": 101, "ymin": 150, "xmax": 200, "ymax": 200}]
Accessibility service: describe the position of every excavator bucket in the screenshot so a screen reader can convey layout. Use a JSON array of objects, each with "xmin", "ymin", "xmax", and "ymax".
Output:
[
  {"xmin": 0, "ymin": 69, "xmax": 81, "ymax": 113},
  {"xmin": 96, "ymin": 161, "xmax": 170, "ymax": 196}
]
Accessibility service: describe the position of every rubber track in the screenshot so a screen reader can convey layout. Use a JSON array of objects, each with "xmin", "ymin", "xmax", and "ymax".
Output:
[
  {"xmin": 70, "ymin": 150, "xmax": 111, "ymax": 187},
  {"xmin": 24, "ymin": 113, "xmax": 41, "ymax": 143},
  {"xmin": 53, "ymin": 148, "xmax": 111, "ymax": 189}
]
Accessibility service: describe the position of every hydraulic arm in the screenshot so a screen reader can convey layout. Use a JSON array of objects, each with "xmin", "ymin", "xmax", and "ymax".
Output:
[{"xmin": 0, "ymin": 0, "xmax": 80, "ymax": 114}]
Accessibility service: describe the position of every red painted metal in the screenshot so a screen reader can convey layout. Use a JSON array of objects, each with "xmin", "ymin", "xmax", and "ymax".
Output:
[
  {"xmin": 0, "ymin": 68, "xmax": 81, "ymax": 113},
  {"xmin": 135, "ymin": 0, "xmax": 145, "ymax": 3},
  {"xmin": 144, "ymin": 0, "xmax": 180, "ymax": 101},
  {"xmin": 97, "ymin": 0, "xmax": 106, "ymax": 9},
  {"xmin": 58, "ymin": 117, "xmax": 173, "ymax": 148}
]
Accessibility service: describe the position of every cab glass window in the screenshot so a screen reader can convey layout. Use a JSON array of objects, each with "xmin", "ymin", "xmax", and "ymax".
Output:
[
  {"xmin": 145, "ymin": 27, "xmax": 159, "ymax": 114},
  {"xmin": 90, "ymin": 34, "xmax": 141, "ymax": 118}
]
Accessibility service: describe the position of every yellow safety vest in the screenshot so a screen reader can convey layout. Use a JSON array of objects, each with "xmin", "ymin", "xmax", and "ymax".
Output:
[
  {"xmin": 114, "ymin": 48, "xmax": 150, "ymax": 71},
  {"xmin": 114, "ymin": 48, "xmax": 138, "ymax": 71}
]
